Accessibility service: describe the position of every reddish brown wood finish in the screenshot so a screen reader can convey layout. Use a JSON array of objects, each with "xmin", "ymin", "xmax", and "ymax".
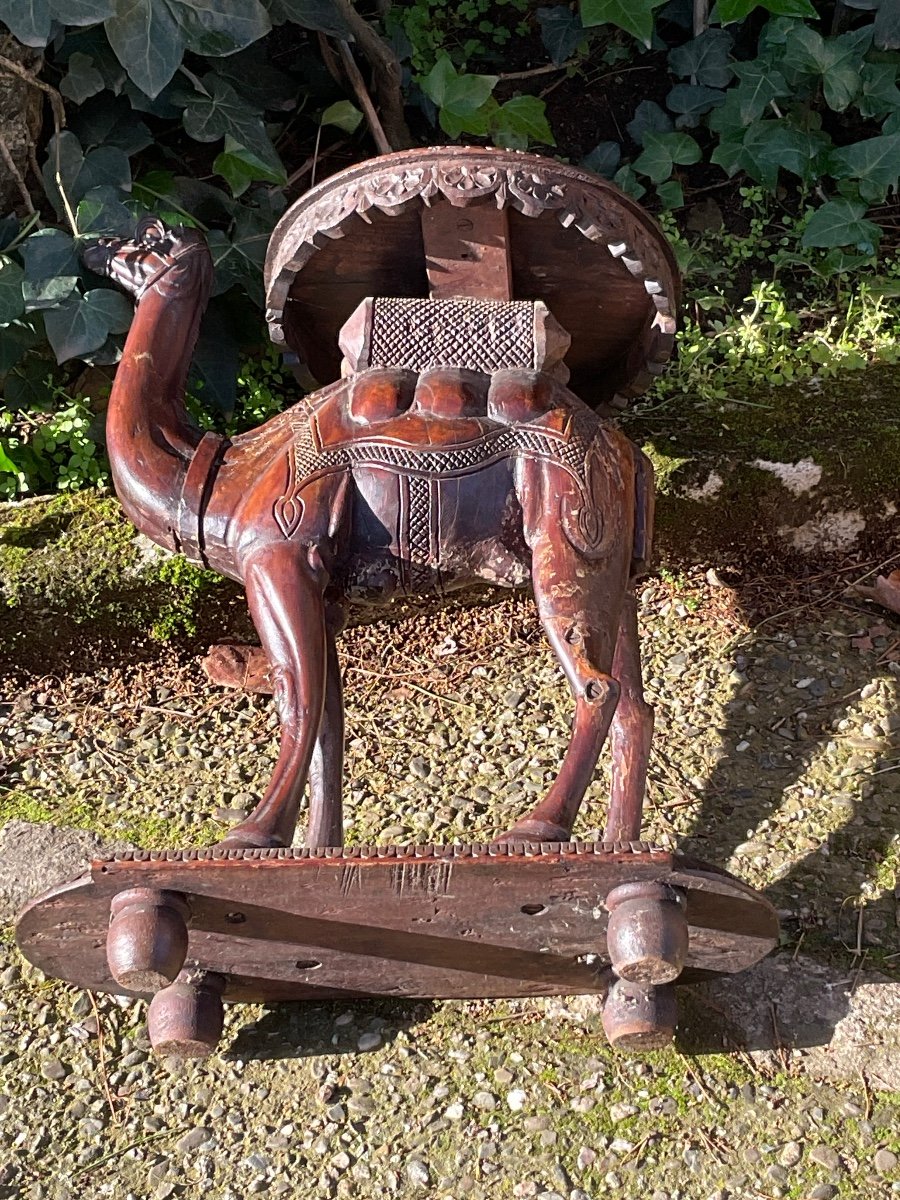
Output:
[
  {"xmin": 17, "ymin": 846, "xmax": 779, "ymax": 1005},
  {"xmin": 46, "ymin": 150, "xmax": 781, "ymax": 1054}
]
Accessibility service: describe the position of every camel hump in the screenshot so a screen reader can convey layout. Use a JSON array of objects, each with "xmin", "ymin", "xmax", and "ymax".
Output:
[{"xmin": 264, "ymin": 147, "xmax": 679, "ymax": 411}]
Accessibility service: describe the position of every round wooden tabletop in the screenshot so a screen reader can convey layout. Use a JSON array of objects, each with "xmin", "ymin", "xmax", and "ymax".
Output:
[{"xmin": 265, "ymin": 148, "xmax": 679, "ymax": 409}]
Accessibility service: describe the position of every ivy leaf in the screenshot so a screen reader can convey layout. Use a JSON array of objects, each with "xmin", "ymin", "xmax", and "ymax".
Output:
[
  {"xmin": 189, "ymin": 300, "xmax": 239, "ymax": 415},
  {"xmin": 60, "ymin": 52, "xmax": 105, "ymax": 103},
  {"xmin": 716, "ymin": 0, "xmax": 816, "ymax": 19},
  {"xmin": 755, "ymin": 125, "xmax": 830, "ymax": 183},
  {"xmin": 78, "ymin": 146, "xmax": 132, "ymax": 195},
  {"xmin": 21, "ymin": 229, "xmax": 80, "ymax": 310},
  {"xmin": 626, "ymin": 99, "xmax": 673, "ymax": 145},
  {"xmin": 580, "ymin": 0, "xmax": 667, "ymax": 46},
  {"xmin": 75, "ymin": 185, "xmax": 134, "ymax": 235},
  {"xmin": 84, "ymin": 287, "xmax": 133, "ymax": 334},
  {"xmin": 167, "ymin": 0, "xmax": 270, "ymax": 58},
  {"xmin": 729, "ymin": 61, "xmax": 789, "ymax": 122},
  {"xmin": 420, "ymin": 57, "xmax": 498, "ymax": 114},
  {"xmin": 105, "ymin": 0, "xmax": 185, "ymax": 99},
  {"xmin": 667, "ymin": 29, "xmax": 732, "ymax": 87},
  {"xmin": 657, "ymin": 179, "xmax": 685, "ymax": 208},
  {"xmin": 213, "ymin": 43, "xmax": 300, "ymax": 111},
  {"xmin": 784, "ymin": 23, "xmax": 872, "ymax": 111},
  {"xmin": 612, "ymin": 164, "xmax": 646, "ymax": 200},
  {"xmin": 829, "ymin": 133, "xmax": 900, "ymax": 202},
  {"xmin": 70, "ymin": 94, "xmax": 153, "ymax": 156},
  {"xmin": 494, "ymin": 96, "xmax": 554, "ymax": 145},
  {"xmin": 321, "ymin": 100, "xmax": 364, "ymax": 132},
  {"xmin": 666, "ymin": 83, "xmax": 726, "ymax": 122},
  {"xmin": 21, "ymin": 228, "xmax": 80, "ymax": 280},
  {"xmin": 2, "ymin": 0, "xmax": 52, "ymax": 47},
  {"xmin": 537, "ymin": 6, "xmax": 585, "ymax": 65},
  {"xmin": 267, "ymin": 0, "xmax": 353, "ymax": 37},
  {"xmin": 801, "ymin": 198, "xmax": 882, "ymax": 251},
  {"xmin": 0, "ymin": 318, "xmax": 41, "ymax": 376},
  {"xmin": 581, "ymin": 141, "xmax": 621, "ymax": 178},
  {"xmin": 710, "ymin": 123, "xmax": 782, "ymax": 189},
  {"xmin": 0, "ymin": 257, "xmax": 25, "ymax": 325},
  {"xmin": 44, "ymin": 290, "xmax": 117, "ymax": 362},
  {"xmin": 183, "ymin": 76, "xmax": 286, "ymax": 183},
  {"xmin": 874, "ymin": 0, "xmax": 900, "ymax": 49},
  {"xmin": 54, "ymin": 0, "xmax": 116, "ymax": 22},
  {"xmin": 857, "ymin": 62, "xmax": 900, "ymax": 119},
  {"xmin": 214, "ymin": 135, "xmax": 289, "ymax": 196},
  {"xmin": 633, "ymin": 130, "xmax": 700, "ymax": 183}
]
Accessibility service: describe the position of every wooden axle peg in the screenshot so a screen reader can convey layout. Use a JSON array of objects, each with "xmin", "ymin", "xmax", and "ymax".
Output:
[
  {"xmin": 147, "ymin": 972, "xmax": 225, "ymax": 1058},
  {"xmin": 604, "ymin": 881, "xmax": 688, "ymax": 986},
  {"xmin": 602, "ymin": 977, "xmax": 677, "ymax": 1051},
  {"xmin": 106, "ymin": 888, "xmax": 189, "ymax": 992}
]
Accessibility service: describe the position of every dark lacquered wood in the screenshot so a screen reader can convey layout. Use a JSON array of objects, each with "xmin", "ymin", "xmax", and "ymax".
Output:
[
  {"xmin": 27, "ymin": 150, "xmax": 781, "ymax": 1056},
  {"xmin": 106, "ymin": 887, "xmax": 189, "ymax": 991},
  {"xmin": 602, "ymin": 978, "xmax": 678, "ymax": 1051},
  {"xmin": 147, "ymin": 971, "xmax": 225, "ymax": 1058},
  {"xmin": 81, "ymin": 152, "xmax": 672, "ymax": 856},
  {"xmin": 17, "ymin": 846, "xmax": 778, "ymax": 1004}
]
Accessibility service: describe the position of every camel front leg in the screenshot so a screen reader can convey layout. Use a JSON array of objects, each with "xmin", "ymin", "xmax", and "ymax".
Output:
[{"xmin": 220, "ymin": 541, "xmax": 329, "ymax": 850}]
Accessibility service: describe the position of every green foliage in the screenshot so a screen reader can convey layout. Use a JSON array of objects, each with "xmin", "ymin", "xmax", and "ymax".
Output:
[
  {"xmin": 387, "ymin": 0, "xmax": 530, "ymax": 74},
  {"xmin": 418, "ymin": 54, "xmax": 554, "ymax": 147},
  {"xmin": 0, "ymin": 390, "xmax": 109, "ymax": 499},
  {"xmin": 651, "ymin": 190, "xmax": 900, "ymax": 406},
  {"xmin": 579, "ymin": 0, "xmax": 666, "ymax": 46}
]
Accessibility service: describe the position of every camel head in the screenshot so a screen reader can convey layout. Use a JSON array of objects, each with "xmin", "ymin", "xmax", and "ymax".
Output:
[{"xmin": 84, "ymin": 216, "xmax": 212, "ymax": 304}]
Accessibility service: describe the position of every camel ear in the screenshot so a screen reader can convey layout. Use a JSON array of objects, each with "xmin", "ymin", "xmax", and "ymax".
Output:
[{"xmin": 135, "ymin": 216, "xmax": 168, "ymax": 244}]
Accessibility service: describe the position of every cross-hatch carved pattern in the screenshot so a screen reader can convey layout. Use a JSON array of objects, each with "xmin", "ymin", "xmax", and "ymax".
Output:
[
  {"xmin": 267, "ymin": 156, "xmax": 678, "ymax": 398},
  {"xmin": 369, "ymin": 297, "xmax": 536, "ymax": 373}
]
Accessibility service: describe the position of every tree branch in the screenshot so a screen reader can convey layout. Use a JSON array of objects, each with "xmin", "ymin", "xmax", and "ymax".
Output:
[{"xmin": 329, "ymin": 0, "xmax": 413, "ymax": 150}]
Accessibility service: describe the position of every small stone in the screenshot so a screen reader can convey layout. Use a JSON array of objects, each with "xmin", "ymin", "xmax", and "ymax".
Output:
[
  {"xmin": 609, "ymin": 1102, "xmax": 638, "ymax": 1122},
  {"xmin": 806, "ymin": 1187, "xmax": 838, "ymax": 1200},
  {"xmin": 779, "ymin": 1142, "xmax": 802, "ymax": 1168},
  {"xmin": 445, "ymin": 1103, "xmax": 464, "ymax": 1121},
  {"xmin": 809, "ymin": 1146, "xmax": 842, "ymax": 1172},
  {"xmin": 507, "ymin": 1089, "xmax": 527, "ymax": 1112},
  {"xmin": 472, "ymin": 1091, "xmax": 497, "ymax": 1111},
  {"xmin": 406, "ymin": 1160, "xmax": 430, "ymax": 1188},
  {"xmin": 40, "ymin": 1059, "xmax": 67, "ymax": 1082},
  {"xmin": 176, "ymin": 1128, "xmax": 212, "ymax": 1155},
  {"xmin": 357, "ymin": 1032, "xmax": 381, "ymax": 1052},
  {"xmin": 875, "ymin": 1150, "xmax": 899, "ymax": 1174}
]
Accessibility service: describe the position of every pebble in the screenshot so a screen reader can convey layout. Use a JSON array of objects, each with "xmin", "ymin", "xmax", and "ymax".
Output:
[
  {"xmin": 356, "ymin": 1032, "xmax": 381, "ymax": 1052},
  {"xmin": 472, "ymin": 1091, "xmax": 498, "ymax": 1111},
  {"xmin": 809, "ymin": 1146, "xmax": 842, "ymax": 1171},
  {"xmin": 406, "ymin": 1160, "xmax": 430, "ymax": 1188},
  {"xmin": 507, "ymin": 1089, "xmax": 527, "ymax": 1111},
  {"xmin": 875, "ymin": 1150, "xmax": 899, "ymax": 1174}
]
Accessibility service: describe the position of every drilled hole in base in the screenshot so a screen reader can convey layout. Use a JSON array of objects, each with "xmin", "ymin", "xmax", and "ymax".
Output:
[
  {"xmin": 521, "ymin": 903, "xmax": 547, "ymax": 916},
  {"xmin": 295, "ymin": 959, "xmax": 322, "ymax": 971},
  {"xmin": 224, "ymin": 912, "xmax": 246, "ymax": 925}
]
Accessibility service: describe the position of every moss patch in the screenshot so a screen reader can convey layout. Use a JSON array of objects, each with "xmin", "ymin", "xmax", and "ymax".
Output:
[{"xmin": 622, "ymin": 362, "xmax": 900, "ymax": 563}]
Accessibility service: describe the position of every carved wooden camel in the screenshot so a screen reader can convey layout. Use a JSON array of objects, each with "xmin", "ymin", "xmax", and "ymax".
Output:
[{"xmin": 17, "ymin": 150, "xmax": 778, "ymax": 1057}]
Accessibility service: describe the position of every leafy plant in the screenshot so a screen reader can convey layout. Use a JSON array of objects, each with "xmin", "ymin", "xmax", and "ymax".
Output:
[{"xmin": 418, "ymin": 54, "xmax": 554, "ymax": 147}]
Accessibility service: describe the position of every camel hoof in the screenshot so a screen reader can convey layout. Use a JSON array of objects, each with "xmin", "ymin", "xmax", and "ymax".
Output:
[
  {"xmin": 491, "ymin": 819, "xmax": 570, "ymax": 845},
  {"xmin": 216, "ymin": 826, "xmax": 285, "ymax": 851}
]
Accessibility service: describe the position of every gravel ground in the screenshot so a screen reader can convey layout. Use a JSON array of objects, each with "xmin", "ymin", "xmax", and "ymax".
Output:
[{"xmin": 1, "ymin": 574, "xmax": 899, "ymax": 1199}]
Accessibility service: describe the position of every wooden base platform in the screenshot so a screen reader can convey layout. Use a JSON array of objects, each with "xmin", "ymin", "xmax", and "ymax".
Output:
[{"xmin": 17, "ymin": 843, "xmax": 777, "ymax": 1004}]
